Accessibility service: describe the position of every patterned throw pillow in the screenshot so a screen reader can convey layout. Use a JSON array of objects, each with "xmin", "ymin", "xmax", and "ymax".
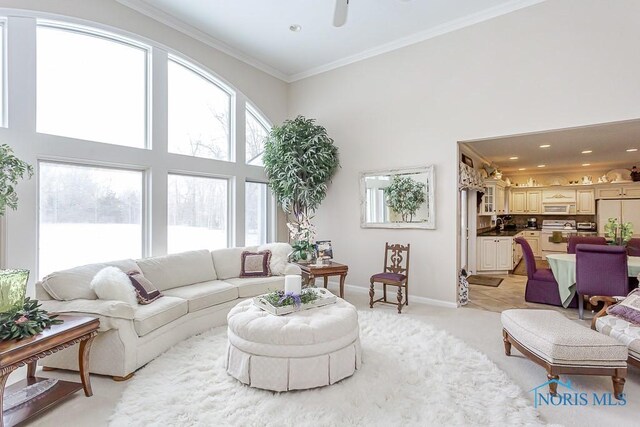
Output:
[
  {"xmin": 607, "ymin": 288, "xmax": 640, "ymax": 325},
  {"xmin": 240, "ymin": 251, "xmax": 272, "ymax": 278},
  {"xmin": 127, "ymin": 271, "xmax": 163, "ymax": 304}
]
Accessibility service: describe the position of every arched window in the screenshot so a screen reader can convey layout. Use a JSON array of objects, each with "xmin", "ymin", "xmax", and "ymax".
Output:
[{"xmin": 245, "ymin": 107, "xmax": 270, "ymax": 166}]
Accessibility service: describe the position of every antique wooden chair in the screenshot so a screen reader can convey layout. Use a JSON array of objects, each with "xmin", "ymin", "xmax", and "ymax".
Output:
[{"xmin": 369, "ymin": 243, "xmax": 410, "ymax": 314}]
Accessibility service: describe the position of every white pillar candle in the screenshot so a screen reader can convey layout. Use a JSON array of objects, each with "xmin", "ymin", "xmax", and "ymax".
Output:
[{"xmin": 284, "ymin": 275, "xmax": 302, "ymax": 294}]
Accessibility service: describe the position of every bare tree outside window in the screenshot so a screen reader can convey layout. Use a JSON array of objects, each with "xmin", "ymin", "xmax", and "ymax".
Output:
[{"xmin": 246, "ymin": 110, "xmax": 269, "ymax": 166}]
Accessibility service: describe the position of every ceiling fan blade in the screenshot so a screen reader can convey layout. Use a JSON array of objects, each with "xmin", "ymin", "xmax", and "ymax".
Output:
[{"xmin": 333, "ymin": 0, "xmax": 349, "ymax": 27}]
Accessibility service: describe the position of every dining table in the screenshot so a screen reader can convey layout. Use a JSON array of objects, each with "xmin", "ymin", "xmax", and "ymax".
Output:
[{"xmin": 546, "ymin": 253, "xmax": 640, "ymax": 308}]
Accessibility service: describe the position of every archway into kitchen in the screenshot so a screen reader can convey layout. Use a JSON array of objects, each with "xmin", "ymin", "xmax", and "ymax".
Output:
[{"xmin": 457, "ymin": 118, "xmax": 640, "ymax": 314}]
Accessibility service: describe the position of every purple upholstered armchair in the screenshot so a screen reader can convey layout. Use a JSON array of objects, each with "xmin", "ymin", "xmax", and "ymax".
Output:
[
  {"xmin": 567, "ymin": 236, "xmax": 607, "ymax": 254},
  {"xmin": 515, "ymin": 237, "xmax": 576, "ymax": 308},
  {"xmin": 576, "ymin": 244, "xmax": 629, "ymax": 320},
  {"xmin": 627, "ymin": 238, "xmax": 640, "ymax": 257}
]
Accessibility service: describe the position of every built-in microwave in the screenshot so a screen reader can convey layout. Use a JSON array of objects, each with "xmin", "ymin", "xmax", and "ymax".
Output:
[{"xmin": 542, "ymin": 204, "xmax": 576, "ymax": 215}]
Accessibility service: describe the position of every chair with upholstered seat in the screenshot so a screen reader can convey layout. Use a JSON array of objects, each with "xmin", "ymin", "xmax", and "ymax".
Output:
[
  {"xmin": 627, "ymin": 238, "xmax": 640, "ymax": 257},
  {"xmin": 576, "ymin": 244, "xmax": 629, "ymax": 320},
  {"xmin": 567, "ymin": 236, "xmax": 607, "ymax": 254},
  {"xmin": 515, "ymin": 237, "xmax": 577, "ymax": 308},
  {"xmin": 369, "ymin": 243, "xmax": 410, "ymax": 314}
]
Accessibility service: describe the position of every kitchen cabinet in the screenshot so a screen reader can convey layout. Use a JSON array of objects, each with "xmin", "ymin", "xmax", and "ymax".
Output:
[
  {"xmin": 576, "ymin": 189, "xmax": 595, "ymax": 214},
  {"xmin": 522, "ymin": 230, "xmax": 540, "ymax": 258},
  {"xmin": 597, "ymin": 199, "xmax": 640, "ymax": 236},
  {"xmin": 478, "ymin": 236, "xmax": 513, "ymax": 271},
  {"xmin": 596, "ymin": 184, "xmax": 640, "ymax": 200},
  {"xmin": 508, "ymin": 189, "xmax": 541, "ymax": 214},
  {"xmin": 480, "ymin": 180, "xmax": 507, "ymax": 215}
]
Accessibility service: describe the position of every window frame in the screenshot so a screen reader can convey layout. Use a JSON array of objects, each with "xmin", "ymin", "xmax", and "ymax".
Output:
[
  {"xmin": 167, "ymin": 55, "xmax": 236, "ymax": 162},
  {"xmin": 244, "ymin": 179, "xmax": 274, "ymax": 246},
  {"xmin": 245, "ymin": 103, "xmax": 272, "ymax": 166},
  {"xmin": 35, "ymin": 21, "xmax": 152, "ymax": 149},
  {"xmin": 36, "ymin": 158, "xmax": 148, "ymax": 275}
]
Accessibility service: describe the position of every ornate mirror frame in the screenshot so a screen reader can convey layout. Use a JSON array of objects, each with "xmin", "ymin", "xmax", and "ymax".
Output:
[{"xmin": 359, "ymin": 165, "xmax": 436, "ymax": 230}]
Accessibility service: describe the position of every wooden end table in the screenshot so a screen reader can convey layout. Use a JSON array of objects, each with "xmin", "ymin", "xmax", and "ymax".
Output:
[
  {"xmin": 0, "ymin": 316, "xmax": 99, "ymax": 427},
  {"xmin": 296, "ymin": 261, "xmax": 349, "ymax": 298}
]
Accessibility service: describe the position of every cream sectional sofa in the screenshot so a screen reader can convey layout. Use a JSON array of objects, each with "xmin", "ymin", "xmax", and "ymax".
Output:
[{"xmin": 36, "ymin": 245, "xmax": 299, "ymax": 380}]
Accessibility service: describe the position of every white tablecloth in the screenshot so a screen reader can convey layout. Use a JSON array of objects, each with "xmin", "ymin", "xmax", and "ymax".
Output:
[{"xmin": 546, "ymin": 253, "xmax": 640, "ymax": 308}]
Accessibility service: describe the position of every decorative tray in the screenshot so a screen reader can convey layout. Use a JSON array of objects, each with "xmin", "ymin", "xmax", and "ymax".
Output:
[{"xmin": 253, "ymin": 288, "xmax": 337, "ymax": 316}]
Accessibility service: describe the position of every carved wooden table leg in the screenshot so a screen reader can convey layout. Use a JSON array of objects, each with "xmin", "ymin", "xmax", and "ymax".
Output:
[
  {"xmin": 369, "ymin": 281, "xmax": 375, "ymax": 308},
  {"xmin": 0, "ymin": 367, "xmax": 16, "ymax": 426},
  {"xmin": 78, "ymin": 334, "xmax": 96, "ymax": 397},
  {"xmin": 547, "ymin": 374, "xmax": 559, "ymax": 395},
  {"xmin": 397, "ymin": 286, "xmax": 403, "ymax": 314},
  {"xmin": 612, "ymin": 376, "xmax": 626, "ymax": 399},
  {"xmin": 339, "ymin": 274, "xmax": 346, "ymax": 298},
  {"xmin": 502, "ymin": 330, "xmax": 512, "ymax": 356},
  {"xmin": 26, "ymin": 360, "xmax": 37, "ymax": 379},
  {"xmin": 323, "ymin": 276, "xmax": 328, "ymax": 289}
]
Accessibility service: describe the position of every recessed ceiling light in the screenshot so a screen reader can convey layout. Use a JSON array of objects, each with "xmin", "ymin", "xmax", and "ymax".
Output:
[
  {"xmin": 627, "ymin": 148, "xmax": 638, "ymax": 152},
  {"xmin": 518, "ymin": 168, "xmax": 526, "ymax": 171},
  {"xmin": 537, "ymin": 164, "xmax": 546, "ymax": 168},
  {"xmin": 289, "ymin": 24, "xmax": 302, "ymax": 32},
  {"xmin": 581, "ymin": 150, "xmax": 592, "ymax": 154},
  {"xmin": 539, "ymin": 144, "xmax": 551, "ymax": 148},
  {"xmin": 582, "ymin": 163, "xmax": 591, "ymax": 166},
  {"xmin": 509, "ymin": 156, "xmax": 519, "ymax": 160}
]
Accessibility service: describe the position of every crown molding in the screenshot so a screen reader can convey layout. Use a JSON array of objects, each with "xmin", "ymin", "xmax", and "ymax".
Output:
[
  {"xmin": 288, "ymin": 0, "xmax": 547, "ymax": 81},
  {"xmin": 115, "ymin": 0, "xmax": 290, "ymax": 82},
  {"xmin": 118, "ymin": 0, "xmax": 546, "ymax": 83}
]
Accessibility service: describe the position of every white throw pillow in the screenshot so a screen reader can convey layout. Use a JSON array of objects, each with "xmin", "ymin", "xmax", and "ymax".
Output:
[
  {"xmin": 258, "ymin": 243, "xmax": 292, "ymax": 276},
  {"xmin": 90, "ymin": 267, "xmax": 138, "ymax": 306}
]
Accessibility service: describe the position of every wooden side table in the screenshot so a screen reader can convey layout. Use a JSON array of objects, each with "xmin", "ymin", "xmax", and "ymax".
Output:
[
  {"xmin": 0, "ymin": 316, "xmax": 99, "ymax": 427},
  {"xmin": 296, "ymin": 261, "xmax": 349, "ymax": 298}
]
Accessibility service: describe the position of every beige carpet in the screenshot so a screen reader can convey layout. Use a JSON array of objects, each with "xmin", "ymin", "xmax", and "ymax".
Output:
[{"xmin": 513, "ymin": 259, "xmax": 550, "ymax": 276}]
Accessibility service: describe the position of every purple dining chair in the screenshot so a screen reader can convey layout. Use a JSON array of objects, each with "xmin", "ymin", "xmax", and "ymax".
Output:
[
  {"xmin": 575, "ymin": 244, "xmax": 629, "ymax": 320},
  {"xmin": 627, "ymin": 238, "xmax": 640, "ymax": 257},
  {"xmin": 567, "ymin": 236, "xmax": 607, "ymax": 254},
  {"xmin": 515, "ymin": 237, "xmax": 576, "ymax": 308}
]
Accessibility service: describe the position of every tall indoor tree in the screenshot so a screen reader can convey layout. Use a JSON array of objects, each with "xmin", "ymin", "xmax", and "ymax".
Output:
[
  {"xmin": 263, "ymin": 116, "xmax": 339, "ymax": 260},
  {"xmin": 0, "ymin": 144, "xmax": 33, "ymax": 216}
]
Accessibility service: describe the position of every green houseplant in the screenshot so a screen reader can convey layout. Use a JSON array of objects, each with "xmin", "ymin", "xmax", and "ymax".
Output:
[
  {"xmin": 263, "ymin": 116, "xmax": 339, "ymax": 261},
  {"xmin": 383, "ymin": 175, "xmax": 426, "ymax": 222},
  {"xmin": 0, "ymin": 144, "xmax": 33, "ymax": 216}
]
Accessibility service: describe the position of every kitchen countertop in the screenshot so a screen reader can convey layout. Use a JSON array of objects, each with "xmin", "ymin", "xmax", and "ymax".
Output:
[{"xmin": 477, "ymin": 228, "xmax": 538, "ymax": 237}]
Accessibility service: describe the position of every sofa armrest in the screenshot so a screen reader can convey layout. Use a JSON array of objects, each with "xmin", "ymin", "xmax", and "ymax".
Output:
[
  {"xmin": 41, "ymin": 299, "xmax": 135, "ymax": 321},
  {"xmin": 588, "ymin": 296, "xmax": 625, "ymax": 330},
  {"xmin": 284, "ymin": 263, "xmax": 302, "ymax": 276}
]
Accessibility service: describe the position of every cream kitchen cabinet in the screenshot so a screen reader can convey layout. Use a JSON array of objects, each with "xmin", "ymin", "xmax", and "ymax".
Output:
[
  {"xmin": 477, "ymin": 236, "xmax": 513, "ymax": 271},
  {"xmin": 522, "ymin": 230, "xmax": 541, "ymax": 258},
  {"xmin": 508, "ymin": 189, "xmax": 541, "ymax": 214},
  {"xmin": 596, "ymin": 184, "xmax": 640, "ymax": 200},
  {"xmin": 575, "ymin": 189, "xmax": 595, "ymax": 214},
  {"xmin": 480, "ymin": 180, "xmax": 507, "ymax": 215}
]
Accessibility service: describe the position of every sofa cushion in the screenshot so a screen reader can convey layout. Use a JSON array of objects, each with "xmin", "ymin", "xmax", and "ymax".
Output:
[
  {"xmin": 596, "ymin": 314, "xmax": 640, "ymax": 361},
  {"xmin": 502, "ymin": 309, "xmax": 627, "ymax": 366},
  {"xmin": 90, "ymin": 267, "xmax": 139, "ymax": 306},
  {"xmin": 127, "ymin": 271, "xmax": 163, "ymax": 304},
  {"xmin": 163, "ymin": 281, "xmax": 238, "ymax": 313},
  {"xmin": 240, "ymin": 251, "xmax": 272, "ymax": 278},
  {"xmin": 258, "ymin": 243, "xmax": 292, "ymax": 275},
  {"xmin": 136, "ymin": 250, "xmax": 217, "ymax": 291},
  {"xmin": 211, "ymin": 246, "xmax": 258, "ymax": 280},
  {"xmin": 41, "ymin": 259, "xmax": 139, "ymax": 301},
  {"xmin": 225, "ymin": 276, "xmax": 285, "ymax": 298},
  {"xmin": 133, "ymin": 296, "xmax": 188, "ymax": 337},
  {"xmin": 607, "ymin": 288, "xmax": 640, "ymax": 325}
]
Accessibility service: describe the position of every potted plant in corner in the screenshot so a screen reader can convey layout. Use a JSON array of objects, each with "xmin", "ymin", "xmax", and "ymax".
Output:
[
  {"xmin": 263, "ymin": 116, "xmax": 340, "ymax": 262},
  {"xmin": 0, "ymin": 144, "xmax": 62, "ymax": 340}
]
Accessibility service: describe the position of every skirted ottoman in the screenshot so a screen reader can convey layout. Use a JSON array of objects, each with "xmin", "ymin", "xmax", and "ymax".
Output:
[
  {"xmin": 501, "ymin": 309, "xmax": 628, "ymax": 398},
  {"xmin": 225, "ymin": 298, "xmax": 362, "ymax": 391}
]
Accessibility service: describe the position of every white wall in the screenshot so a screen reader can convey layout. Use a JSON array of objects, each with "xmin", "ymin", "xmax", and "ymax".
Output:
[
  {"xmin": 288, "ymin": 0, "xmax": 640, "ymax": 305},
  {"xmin": 0, "ymin": 0, "xmax": 289, "ymax": 292}
]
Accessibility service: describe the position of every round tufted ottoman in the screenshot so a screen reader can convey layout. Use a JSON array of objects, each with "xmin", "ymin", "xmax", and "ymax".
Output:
[{"xmin": 225, "ymin": 298, "xmax": 361, "ymax": 391}]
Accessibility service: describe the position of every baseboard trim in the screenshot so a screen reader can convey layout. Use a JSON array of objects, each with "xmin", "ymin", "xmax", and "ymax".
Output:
[{"xmin": 343, "ymin": 284, "xmax": 459, "ymax": 309}]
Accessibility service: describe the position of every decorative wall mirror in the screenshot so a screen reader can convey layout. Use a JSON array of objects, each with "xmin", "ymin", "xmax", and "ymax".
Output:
[{"xmin": 360, "ymin": 165, "xmax": 435, "ymax": 229}]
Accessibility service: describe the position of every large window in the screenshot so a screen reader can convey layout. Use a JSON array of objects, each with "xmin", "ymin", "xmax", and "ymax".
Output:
[
  {"xmin": 0, "ymin": 24, "xmax": 4, "ymax": 126},
  {"xmin": 36, "ymin": 25, "xmax": 147, "ymax": 147},
  {"xmin": 167, "ymin": 174, "xmax": 228, "ymax": 253},
  {"xmin": 246, "ymin": 108, "xmax": 269, "ymax": 166},
  {"xmin": 39, "ymin": 162, "xmax": 143, "ymax": 274},
  {"xmin": 168, "ymin": 59, "xmax": 232, "ymax": 161},
  {"xmin": 245, "ymin": 181, "xmax": 269, "ymax": 246}
]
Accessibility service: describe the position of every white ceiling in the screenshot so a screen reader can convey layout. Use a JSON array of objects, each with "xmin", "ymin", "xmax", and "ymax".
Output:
[
  {"xmin": 117, "ymin": 0, "xmax": 545, "ymax": 81},
  {"xmin": 462, "ymin": 120, "xmax": 640, "ymax": 175}
]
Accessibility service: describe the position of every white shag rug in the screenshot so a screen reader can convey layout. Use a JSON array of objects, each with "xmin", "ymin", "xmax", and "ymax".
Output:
[{"xmin": 110, "ymin": 311, "xmax": 546, "ymax": 427}]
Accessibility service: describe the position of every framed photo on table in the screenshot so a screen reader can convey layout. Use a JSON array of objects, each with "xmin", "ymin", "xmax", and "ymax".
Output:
[{"xmin": 315, "ymin": 240, "xmax": 333, "ymax": 260}]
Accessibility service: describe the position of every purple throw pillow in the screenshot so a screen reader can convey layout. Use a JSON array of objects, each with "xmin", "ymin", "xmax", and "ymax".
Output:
[
  {"xmin": 240, "ymin": 251, "xmax": 272, "ymax": 278},
  {"xmin": 607, "ymin": 288, "xmax": 640, "ymax": 325},
  {"xmin": 127, "ymin": 271, "xmax": 163, "ymax": 304}
]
